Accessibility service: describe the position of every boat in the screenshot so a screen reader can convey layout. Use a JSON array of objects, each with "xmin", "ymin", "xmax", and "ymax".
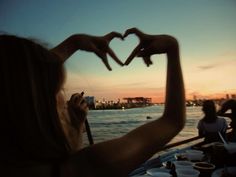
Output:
[{"xmin": 129, "ymin": 128, "xmax": 236, "ymax": 177}]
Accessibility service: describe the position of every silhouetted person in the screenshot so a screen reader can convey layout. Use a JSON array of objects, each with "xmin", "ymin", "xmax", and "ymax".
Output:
[
  {"xmin": 218, "ymin": 99, "xmax": 236, "ymax": 142},
  {"xmin": 197, "ymin": 100, "xmax": 228, "ymax": 143},
  {"xmin": 0, "ymin": 28, "xmax": 185, "ymax": 177}
]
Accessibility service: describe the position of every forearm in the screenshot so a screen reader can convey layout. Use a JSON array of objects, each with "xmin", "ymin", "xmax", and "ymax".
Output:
[
  {"xmin": 51, "ymin": 35, "xmax": 83, "ymax": 62},
  {"xmin": 118, "ymin": 39, "xmax": 185, "ymax": 170},
  {"xmin": 218, "ymin": 113, "xmax": 232, "ymax": 118},
  {"xmin": 163, "ymin": 40, "xmax": 185, "ymax": 127}
]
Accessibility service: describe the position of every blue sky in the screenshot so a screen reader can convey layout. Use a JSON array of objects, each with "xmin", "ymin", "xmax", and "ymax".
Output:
[{"xmin": 1, "ymin": 0, "xmax": 236, "ymax": 102}]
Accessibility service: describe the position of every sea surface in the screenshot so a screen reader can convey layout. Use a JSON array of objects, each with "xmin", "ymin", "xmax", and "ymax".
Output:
[{"xmin": 83, "ymin": 105, "xmax": 207, "ymax": 145}]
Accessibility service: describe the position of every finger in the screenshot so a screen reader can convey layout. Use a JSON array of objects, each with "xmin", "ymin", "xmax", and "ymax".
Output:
[
  {"xmin": 69, "ymin": 93, "xmax": 85, "ymax": 107},
  {"xmin": 93, "ymin": 47, "xmax": 112, "ymax": 71},
  {"xmin": 137, "ymin": 44, "xmax": 156, "ymax": 57},
  {"xmin": 123, "ymin": 28, "xmax": 139, "ymax": 37},
  {"xmin": 100, "ymin": 55, "xmax": 112, "ymax": 71},
  {"xmin": 68, "ymin": 100, "xmax": 87, "ymax": 119},
  {"xmin": 142, "ymin": 56, "xmax": 153, "ymax": 67},
  {"xmin": 123, "ymin": 28, "xmax": 144, "ymax": 39},
  {"xmin": 107, "ymin": 47, "xmax": 124, "ymax": 66},
  {"xmin": 69, "ymin": 93, "xmax": 79, "ymax": 104},
  {"xmin": 104, "ymin": 32, "xmax": 124, "ymax": 41},
  {"xmin": 80, "ymin": 102, "xmax": 89, "ymax": 113},
  {"xmin": 124, "ymin": 44, "xmax": 141, "ymax": 65},
  {"xmin": 67, "ymin": 104, "xmax": 77, "ymax": 118},
  {"xmin": 67, "ymin": 104, "xmax": 80, "ymax": 125},
  {"xmin": 70, "ymin": 93, "xmax": 79, "ymax": 99},
  {"xmin": 95, "ymin": 51, "xmax": 112, "ymax": 71}
]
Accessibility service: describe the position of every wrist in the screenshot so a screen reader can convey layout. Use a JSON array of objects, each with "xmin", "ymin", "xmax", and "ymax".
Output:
[
  {"xmin": 166, "ymin": 36, "xmax": 179, "ymax": 58},
  {"xmin": 68, "ymin": 34, "xmax": 81, "ymax": 51},
  {"xmin": 70, "ymin": 34, "xmax": 89, "ymax": 51}
]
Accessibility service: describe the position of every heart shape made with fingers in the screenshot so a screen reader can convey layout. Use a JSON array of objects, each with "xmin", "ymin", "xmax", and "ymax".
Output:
[
  {"xmin": 108, "ymin": 34, "xmax": 140, "ymax": 68},
  {"xmin": 104, "ymin": 28, "xmax": 157, "ymax": 70}
]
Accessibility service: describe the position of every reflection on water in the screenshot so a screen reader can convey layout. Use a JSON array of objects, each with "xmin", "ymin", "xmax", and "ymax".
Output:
[{"xmin": 83, "ymin": 106, "xmax": 204, "ymax": 145}]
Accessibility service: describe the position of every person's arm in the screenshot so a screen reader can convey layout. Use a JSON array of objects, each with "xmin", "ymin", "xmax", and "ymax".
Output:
[
  {"xmin": 197, "ymin": 120, "xmax": 204, "ymax": 137},
  {"xmin": 61, "ymin": 29, "xmax": 185, "ymax": 177},
  {"xmin": 222, "ymin": 119, "xmax": 228, "ymax": 135},
  {"xmin": 50, "ymin": 32, "xmax": 124, "ymax": 71},
  {"xmin": 217, "ymin": 105, "xmax": 230, "ymax": 117},
  {"xmin": 217, "ymin": 100, "xmax": 236, "ymax": 119}
]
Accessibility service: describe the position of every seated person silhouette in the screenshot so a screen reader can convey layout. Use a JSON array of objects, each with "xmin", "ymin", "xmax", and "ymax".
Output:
[
  {"xmin": 197, "ymin": 100, "xmax": 228, "ymax": 143},
  {"xmin": 218, "ymin": 99, "xmax": 236, "ymax": 142}
]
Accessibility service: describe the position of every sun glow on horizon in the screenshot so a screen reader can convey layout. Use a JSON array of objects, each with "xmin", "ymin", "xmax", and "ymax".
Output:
[{"xmin": 1, "ymin": 0, "xmax": 235, "ymax": 103}]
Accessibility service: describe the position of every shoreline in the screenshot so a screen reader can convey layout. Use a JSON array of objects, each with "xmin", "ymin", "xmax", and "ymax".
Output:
[{"xmin": 89, "ymin": 103, "xmax": 155, "ymax": 110}]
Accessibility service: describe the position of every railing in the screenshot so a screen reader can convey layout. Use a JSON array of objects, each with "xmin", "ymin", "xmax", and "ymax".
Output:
[
  {"xmin": 162, "ymin": 136, "xmax": 203, "ymax": 151},
  {"xmin": 162, "ymin": 127, "xmax": 232, "ymax": 151}
]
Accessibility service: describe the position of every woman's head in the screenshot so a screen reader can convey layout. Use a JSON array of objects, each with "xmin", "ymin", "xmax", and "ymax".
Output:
[
  {"xmin": 0, "ymin": 35, "xmax": 65, "ymax": 94},
  {"xmin": 0, "ymin": 35, "xmax": 69, "ymax": 160},
  {"xmin": 202, "ymin": 100, "xmax": 217, "ymax": 123}
]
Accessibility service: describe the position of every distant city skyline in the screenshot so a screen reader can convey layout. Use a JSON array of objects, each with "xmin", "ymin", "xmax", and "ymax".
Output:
[
  {"xmin": 81, "ymin": 93, "xmax": 236, "ymax": 104},
  {"xmin": 1, "ymin": 0, "xmax": 236, "ymax": 102}
]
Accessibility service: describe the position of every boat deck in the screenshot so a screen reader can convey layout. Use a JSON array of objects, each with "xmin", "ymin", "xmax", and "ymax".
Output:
[{"xmin": 129, "ymin": 130, "xmax": 236, "ymax": 177}]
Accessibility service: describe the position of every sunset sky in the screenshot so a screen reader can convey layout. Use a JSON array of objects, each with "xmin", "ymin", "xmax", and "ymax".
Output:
[{"xmin": 1, "ymin": 0, "xmax": 236, "ymax": 102}]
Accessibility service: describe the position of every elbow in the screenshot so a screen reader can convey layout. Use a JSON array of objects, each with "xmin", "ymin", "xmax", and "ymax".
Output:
[
  {"xmin": 165, "ymin": 35, "xmax": 179, "ymax": 53},
  {"xmin": 173, "ymin": 113, "xmax": 186, "ymax": 132},
  {"xmin": 176, "ymin": 117, "xmax": 186, "ymax": 132},
  {"xmin": 169, "ymin": 117, "xmax": 185, "ymax": 140},
  {"xmin": 163, "ymin": 109, "xmax": 186, "ymax": 132},
  {"xmin": 161, "ymin": 113, "xmax": 186, "ymax": 135}
]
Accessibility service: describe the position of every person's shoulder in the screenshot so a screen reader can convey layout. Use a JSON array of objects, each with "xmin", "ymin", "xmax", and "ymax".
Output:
[
  {"xmin": 197, "ymin": 119, "xmax": 204, "ymax": 127},
  {"xmin": 198, "ymin": 119, "xmax": 204, "ymax": 123},
  {"xmin": 217, "ymin": 117, "xmax": 227, "ymax": 123}
]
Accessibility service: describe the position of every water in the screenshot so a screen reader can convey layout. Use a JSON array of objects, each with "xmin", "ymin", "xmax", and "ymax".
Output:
[{"xmin": 83, "ymin": 106, "xmax": 204, "ymax": 145}]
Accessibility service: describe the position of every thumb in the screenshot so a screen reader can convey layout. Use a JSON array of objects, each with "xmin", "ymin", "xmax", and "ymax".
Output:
[{"xmin": 137, "ymin": 46, "xmax": 154, "ymax": 57}]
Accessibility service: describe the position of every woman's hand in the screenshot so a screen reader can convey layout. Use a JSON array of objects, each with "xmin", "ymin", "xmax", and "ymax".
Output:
[
  {"xmin": 75, "ymin": 32, "xmax": 124, "ymax": 71},
  {"xmin": 123, "ymin": 28, "xmax": 178, "ymax": 66},
  {"xmin": 51, "ymin": 32, "xmax": 124, "ymax": 71},
  {"xmin": 67, "ymin": 93, "xmax": 88, "ymax": 130}
]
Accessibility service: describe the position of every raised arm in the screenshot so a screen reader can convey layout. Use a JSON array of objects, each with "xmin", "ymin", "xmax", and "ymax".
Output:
[
  {"xmin": 217, "ymin": 99, "xmax": 236, "ymax": 119},
  {"xmin": 50, "ymin": 32, "xmax": 124, "ymax": 71},
  {"xmin": 61, "ymin": 29, "xmax": 185, "ymax": 177}
]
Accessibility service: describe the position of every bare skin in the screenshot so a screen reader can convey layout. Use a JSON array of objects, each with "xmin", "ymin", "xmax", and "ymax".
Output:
[
  {"xmin": 57, "ymin": 92, "xmax": 89, "ymax": 152},
  {"xmin": 51, "ymin": 32, "xmax": 124, "ymax": 71},
  {"xmin": 52, "ymin": 28, "xmax": 186, "ymax": 177},
  {"xmin": 217, "ymin": 99, "xmax": 236, "ymax": 140}
]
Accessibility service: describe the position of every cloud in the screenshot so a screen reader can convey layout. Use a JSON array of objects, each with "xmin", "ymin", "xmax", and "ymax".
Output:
[
  {"xmin": 198, "ymin": 64, "xmax": 218, "ymax": 70},
  {"xmin": 197, "ymin": 58, "xmax": 236, "ymax": 71}
]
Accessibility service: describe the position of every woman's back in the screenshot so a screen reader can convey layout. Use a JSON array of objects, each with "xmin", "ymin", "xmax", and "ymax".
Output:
[
  {"xmin": 198, "ymin": 117, "xmax": 227, "ymax": 143},
  {"xmin": 197, "ymin": 100, "xmax": 228, "ymax": 143}
]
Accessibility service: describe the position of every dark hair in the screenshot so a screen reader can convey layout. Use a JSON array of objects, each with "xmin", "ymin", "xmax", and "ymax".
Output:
[
  {"xmin": 202, "ymin": 100, "xmax": 217, "ymax": 123},
  {"xmin": 0, "ymin": 35, "xmax": 69, "ymax": 162}
]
